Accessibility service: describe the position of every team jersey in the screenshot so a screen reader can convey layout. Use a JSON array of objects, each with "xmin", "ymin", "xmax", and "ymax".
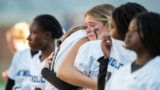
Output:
[
  {"xmin": 109, "ymin": 56, "xmax": 160, "ymax": 90},
  {"xmin": 73, "ymin": 39, "xmax": 136, "ymax": 89},
  {"xmin": 45, "ymin": 30, "xmax": 87, "ymax": 90},
  {"xmin": 8, "ymin": 49, "xmax": 38, "ymax": 90},
  {"xmin": 29, "ymin": 52, "xmax": 47, "ymax": 90}
]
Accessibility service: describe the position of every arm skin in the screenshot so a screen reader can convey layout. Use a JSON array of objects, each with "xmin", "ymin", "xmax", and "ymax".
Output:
[{"xmin": 57, "ymin": 37, "xmax": 97, "ymax": 89}]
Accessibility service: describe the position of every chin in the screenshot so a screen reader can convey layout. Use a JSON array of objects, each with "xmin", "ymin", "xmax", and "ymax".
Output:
[
  {"xmin": 89, "ymin": 37, "xmax": 97, "ymax": 41},
  {"xmin": 124, "ymin": 45, "xmax": 134, "ymax": 51},
  {"xmin": 30, "ymin": 47, "xmax": 37, "ymax": 51},
  {"xmin": 124, "ymin": 44, "xmax": 130, "ymax": 49}
]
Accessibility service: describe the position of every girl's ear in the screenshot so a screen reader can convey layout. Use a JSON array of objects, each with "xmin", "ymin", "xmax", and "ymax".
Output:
[{"xmin": 45, "ymin": 31, "xmax": 52, "ymax": 39}]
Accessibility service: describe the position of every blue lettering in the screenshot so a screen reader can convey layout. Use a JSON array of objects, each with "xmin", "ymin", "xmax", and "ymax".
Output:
[
  {"xmin": 31, "ymin": 76, "xmax": 45, "ymax": 83},
  {"xmin": 111, "ymin": 59, "xmax": 116, "ymax": 67},
  {"xmin": 108, "ymin": 57, "xmax": 124, "ymax": 69},
  {"xmin": 16, "ymin": 70, "xmax": 30, "ymax": 77},
  {"xmin": 117, "ymin": 63, "xmax": 123, "ymax": 69}
]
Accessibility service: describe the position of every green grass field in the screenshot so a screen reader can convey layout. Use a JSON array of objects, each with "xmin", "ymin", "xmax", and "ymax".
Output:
[{"xmin": 0, "ymin": 80, "xmax": 5, "ymax": 90}]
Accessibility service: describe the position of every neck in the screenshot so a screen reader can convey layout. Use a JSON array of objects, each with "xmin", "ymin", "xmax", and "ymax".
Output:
[
  {"xmin": 40, "ymin": 42, "xmax": 55, "ymax": 61},
  {"xmin": 135, "ymin": 49, "xmax": 154, "ymax": 65}
]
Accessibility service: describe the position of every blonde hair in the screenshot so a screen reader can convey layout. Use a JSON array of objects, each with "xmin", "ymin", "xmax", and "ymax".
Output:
[
  {"xmin": 61, "ymin": 25, "xmax": 86, "ymax": 42},
  {"xmin": 6, "ymin": 22, "xmax": 29, "ymax": 43},
  {"xmin": 85, "ymin": 4, "xmax": 115, "ymax": 26}
]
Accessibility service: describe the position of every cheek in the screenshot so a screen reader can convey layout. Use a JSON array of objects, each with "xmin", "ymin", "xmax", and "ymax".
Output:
[
  {"xmin": 31, "ymin": 35, "xmax": 45, "ymax": 47},
  {"xmin": 96, "ymin": 25, "xmax": 106, "ymax": 36},
  {"xmin": 126, "ymin": 35, "xmax": 142, "ymax": 50},
  {"xmin": 109, "ymin": 28, "xmax": 116, "ymax": 38}
]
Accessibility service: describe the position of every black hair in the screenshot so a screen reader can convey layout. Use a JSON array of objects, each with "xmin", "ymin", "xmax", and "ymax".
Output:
[
  {"xmin": 135, "ymin": 12, "xmax": 160, "ymax": 56},
  {"xmin": 112, "ymin": 2, "xmax": 148, "ymax": 40},
  {"xmin": 34, "ymin": 14, "xmax": 63, "ymax": 39}
]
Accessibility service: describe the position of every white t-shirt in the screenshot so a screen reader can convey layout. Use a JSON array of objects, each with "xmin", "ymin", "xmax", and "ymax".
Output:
[
  {"xmin": 73, "ymin": 39, "xmax": 136, "ymax": 89},
  {"xmin": 109, "ymin": 56, "xmax": 160, "ymax": 90},
  {"xmin": 29, "ymin": 52, "xmax": 47, "ymax": 90},
  {"xmin": 45, "ymin": 30, "xmax": 87, "ymax": 90},
  {"xmin": 8, "ymin": 49, "xmax": 37, "ymax": 90}
]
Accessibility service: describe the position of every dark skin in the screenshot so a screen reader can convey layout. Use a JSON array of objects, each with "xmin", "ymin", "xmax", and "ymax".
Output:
[
  {"xmin": 101, "ymin": 17, "xmax": 122, "ymax": 59},
  {"xmin": 101, "ymin": 17, "xmax": 154, "ymax": 65},
  {"xmin": 125, "ymin": 19, "xmax": 154, "ymax": 65},
  {"xmin": 27, "ymin": 20, "xmax": 55, "ymax": 61}
]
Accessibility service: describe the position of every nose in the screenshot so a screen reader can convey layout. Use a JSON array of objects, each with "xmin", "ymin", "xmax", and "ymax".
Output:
[
  {"xmin": 86, "ymin": 27, "xmax": 92, "ymax": 33},
  {"xmin": 27, "ymin": 34, "xmax": 31, "ymax": 41},
  {"xmin": 125, "ymin": 31, "xmax": 131, "ymax": 38}
]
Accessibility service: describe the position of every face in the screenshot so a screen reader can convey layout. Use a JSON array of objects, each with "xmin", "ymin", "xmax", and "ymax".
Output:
[
  {"xmin": 6, "ymin": 34, "xmax": 27, "ymax": 54},
  {"xmin": 85, "ymin": 15, "xmax": 108, "ymax": 40},
  {"xmin": 109, "ymin": 17, "xmax": 122, "ymax": 40},
  {"xmin": 27, "ymin": 21, "xmax": 48, "ymax": 51},
  {"xmin": 125, "ymin": 19, "xmax": 143, "ymax": 51}
]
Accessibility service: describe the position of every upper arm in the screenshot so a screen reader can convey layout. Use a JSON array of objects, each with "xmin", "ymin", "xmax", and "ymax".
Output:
[
  {"xmin": 57, "ymin": 37, "xmax": 89, "ymax": 74},
  {"xmin": 59, "ymin": 37, "xmax": 89, "ymax": 66}
]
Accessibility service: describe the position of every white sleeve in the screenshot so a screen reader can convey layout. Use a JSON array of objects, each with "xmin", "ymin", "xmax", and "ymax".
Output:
[
  {"xmin": 8, "ymin": 52, "xmax": 20, "ymax": 80},
  {"xmin": 73, "ymin": 43, "xmax": 94, "ymax": 77}
]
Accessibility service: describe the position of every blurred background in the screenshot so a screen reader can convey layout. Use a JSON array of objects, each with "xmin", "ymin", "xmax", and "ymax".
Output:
[{"xmin": 0, "ymin": 0, "xmax": 160, "ymax": 89}]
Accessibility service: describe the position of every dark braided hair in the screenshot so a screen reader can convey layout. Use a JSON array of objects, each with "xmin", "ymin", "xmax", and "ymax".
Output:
[
  {"xmin": 34, "ymin": 14, "xmax": 63, "ymax": 39},
  {"xmin": 134, "ymin": 12, "xmax": 160, "ymax": 56},
  {"xmin": 112, "ymin": 2, "xmax": 147, "ymax": 40}
]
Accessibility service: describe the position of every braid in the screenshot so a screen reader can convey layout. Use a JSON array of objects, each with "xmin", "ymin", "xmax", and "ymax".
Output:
[
  {"xmin": 34, "ymin": 14, "xmax": 63, "ymax": 39},
  {"xmin": 112, "ymin": 2, "xmax": 147, "ymax": 40}
]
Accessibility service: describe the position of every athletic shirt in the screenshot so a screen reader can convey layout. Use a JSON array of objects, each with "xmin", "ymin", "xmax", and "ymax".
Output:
[
  {"xmin": 109, "ymin": 56, "xmax": 160, "ymax": 90},
  {"xmin": 45, "ymin": 30, "xmax": 87, "ymax": 90},
  {"xmin": 29, "ymin": 51, "xmax": 48, "ymax": 90},
  {"xmin": 8, "ymin": 49, "xmax": 38, "ymax": 90},
  {"xmin": 73, "ymin": 39, "xmax": 136, "ymax": 89}
]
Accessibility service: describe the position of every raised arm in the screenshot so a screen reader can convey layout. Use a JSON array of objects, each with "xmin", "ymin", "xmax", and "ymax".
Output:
[{"xmin": 57, "ymin": 38, "xmax": 97, "ymax": 89}]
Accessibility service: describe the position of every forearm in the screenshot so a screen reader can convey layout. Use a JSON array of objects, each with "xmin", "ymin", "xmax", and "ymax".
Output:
[
  {"xmin": 41, "ymin": 68, "xmax": 65, "ymax": 90},
  {"xmin": 42, "ymin": 68, "xmax": 80, "ymax": 90},
  {"xmin": 98, "ymin": 56, "xmax": 109, "ymax": 90},
  {"xmin": 5, "ymin": 77, "xmax": 15, "ymax": 90},
  {"xmin": 57, "ymin": 65, "xmax": 97, "ymax": 89}
]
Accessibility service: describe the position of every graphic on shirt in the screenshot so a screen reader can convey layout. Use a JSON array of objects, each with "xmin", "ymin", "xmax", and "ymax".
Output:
[
  {"xmin": 17, "ymin": 70, "xmax": 30, "ymax": 77},
  {"xmin": 108, "ymin": 57, "xmax": 124, "ymax": 69},
  {"xmin": 31, "ymin": 75, "xmax": 45, "ymax": 83}
]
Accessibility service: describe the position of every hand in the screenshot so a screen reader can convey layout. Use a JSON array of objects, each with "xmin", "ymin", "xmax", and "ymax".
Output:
[
  {"xmin": 43, "ymin": 52, "xmax": 54, "ymax": 68},
  {"xmin": 1, "ymin": 70, "xmax": 8, "ymax": 83},
  {"xmin": 101, "ymin": 35, "xmax": 112, "ymax": 59}
]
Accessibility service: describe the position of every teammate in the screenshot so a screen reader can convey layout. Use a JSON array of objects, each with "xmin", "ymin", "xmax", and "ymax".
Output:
[
  {"xmin": 42, "ymin": 25, "xmax": 88, "ymax": 90},
  {"xmin": 56, "ymin": 4, "xmax": 115, "ymax": 89},
  {"xmin": 2, "ymin": 22, "xmax": 30, "ymax": 84},
  {"xmin": 108, "ymin": 12, "xmax": 160, "ymax": 90},
  {"xmin": 5, "ymin": 22, "xmax": 39, "ymax": 90},
  {"xmin": 57, "ymin": 2, "xmax": 147, "ymax": 90},
  {"xmin": 98, "ymin": 3, "xmax": 148, "ymax": 90},
  {"xmin": 28, "ymin": 14, "xmax": 63, "ymax": 90}
]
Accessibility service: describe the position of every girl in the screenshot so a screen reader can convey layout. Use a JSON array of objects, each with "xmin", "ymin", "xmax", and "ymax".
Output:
[
  {"xmin": 28, "ymin": 14, "xmax": 63, "ymax": 90},
  {"xmin": 108, "ymin": 12, "xmax": 160, "ymax": 90},
  {"xmin": 57, "ymin": 3, "xmax": 115, "ymax": 89},
  {"xmin": 5, "ymin": 22, "xmax": 39, "ymax": 90},
  {"xmin": 98, "ymin": 2, "xmax": 148, "ymax": 90}
]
